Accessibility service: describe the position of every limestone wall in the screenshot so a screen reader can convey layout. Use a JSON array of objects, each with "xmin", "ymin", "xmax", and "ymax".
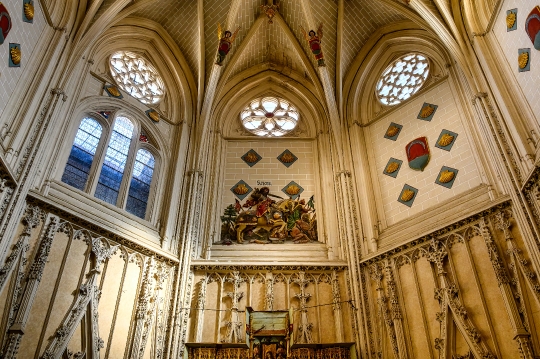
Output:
[
  {"xmin": 0, "ymin": 0, "xmax": 46, "ymax": 118},
  {"xmin": 367, "ymin": 79, "xmax": 483, "ymax": 226},
  {"xmin": 359, "ymin": 203, "xmax": 540, "ymax": 358},
  {"xmin": 186, "ymin": 267, "xmax": 354, "ymax": 344},
  {"xmin": 0, "ymin": 200, "xmax": 177, "ymax": 358},
  {"xmin": 493, "ymin": 0, "xmax": 540, "ymax": 123}
]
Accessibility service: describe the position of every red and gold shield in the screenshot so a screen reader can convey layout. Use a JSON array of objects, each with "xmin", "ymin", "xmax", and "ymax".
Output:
[
  {"xmin": 406, "ymin": 137, "xmax": 430, "ymax": 171},
  {"xmin": 526, "ymin": 6, "xmax": 540, "ymax": 50},
  {"xmin": 0, "ymin": 3, "xmax": 12, "ymax": 44}
]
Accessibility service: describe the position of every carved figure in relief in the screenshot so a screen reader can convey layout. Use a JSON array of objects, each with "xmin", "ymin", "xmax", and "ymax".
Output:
[
  {"xmin": 300, "ymin": 23, "xmax": 325, "ymax": 67},
  {"xmin": 215, "ymin": 23, "xmax": 240, "ymax": 65},
  {"xmin": 253, "ymin": 344, "xmax": 261, "ymax": 359},
  {"xmin": 221, "ymin": 188, "xmax": 317, "ymax": 244},
  {"xmin": 276, "ymin": 341, "xmax": 286, "ymax": 359}
]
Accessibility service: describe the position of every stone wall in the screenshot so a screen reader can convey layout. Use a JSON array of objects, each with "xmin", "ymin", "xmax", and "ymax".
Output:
[
  {"xmin": 359, "ymin": 203, "xmax": 540, "ymax": 358},
  {"xmin": 186, "ymin": 266, "xmax": 354, "ymax": 345},
  {"xmin": 493, "ymin": 0, "xmax": 540, "ymax": 123},
  {"xmin": 0, "ymin": 200, "xmax": 177, "ymax": 358},
  {"xmin": 367, "ymin": 80, "xmax": 483, "ymax": 226}
]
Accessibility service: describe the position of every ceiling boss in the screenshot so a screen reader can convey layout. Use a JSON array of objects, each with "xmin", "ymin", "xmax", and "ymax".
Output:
[{"xmin": 215, "ymin": 23, "xmax": 240, "ymax": 66}]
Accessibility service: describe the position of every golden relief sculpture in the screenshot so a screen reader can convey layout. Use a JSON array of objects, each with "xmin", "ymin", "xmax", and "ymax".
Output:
[
  {"xmin": 439, "ymin": 170, "xmax": 455, "ymax": 183},
  {"xmin": 400, "ymin": 189, "xmax": 415, "ymax": 202},
  {"xmin": 279, "ymin": 152, "xmax": 296, "ymax": 163},
  {"xmin": 519, "ymin": 51, "xmax": 529, "ymax": 69},
  {"xmin": 10, "ymin": 45, "xmax": 21, "ymax": 65},
  {"xmin": 438, "ymin": 133, "xmax": 454, "ymax": 147},
  {"xmin": 386, "ymin": 125, "xmax": 400, "ymax": 137},
  {"xmin": 284, "ymin": 184, "xmax": 301, "ymax": 196},
  {"xmin": 506, "ymin": 12, "xmax": 516, "ymax": 29},
  {"xmin": 233, "ymin": 183, "xmax": 250, "ymax": 195},
  {"xmin": 419, "ymin": 104, "xmax": 435, "ymax": 118},
  {"xmin": 244, "ymin": 151, "xmax": 260, "ymax": 163},
  {"xmin": 385, "ymin": 161, "xmax": 400, "ymax": 174},
  {"xmin": 148, "ymin": 110, "xmax": 159, "ymax": 122},
  {"xmin": 107, "ymin": 86, "xmax": 121, "ymax": 97},
  {"xmin": 24, "ymin": 3, "xmax": 34, "ymax": 21}
]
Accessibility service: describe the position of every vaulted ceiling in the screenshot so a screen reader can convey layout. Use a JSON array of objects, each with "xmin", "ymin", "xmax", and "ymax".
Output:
[
  {"xmin": 71, "ymin": 0, "xmax": 480, "ymax": 123},
  {"xmin": 128, "ymin": 0, "xmax": 411, "ymax": 91}
]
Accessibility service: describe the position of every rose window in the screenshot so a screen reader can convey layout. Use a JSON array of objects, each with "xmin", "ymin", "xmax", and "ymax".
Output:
[
  {"xmin": 376, "ymin": 53, "xmax": 430, "ymax": 106},
  {"xmin": 109, "ymin": 51, "xmax": 165, "ymax": 105},
  {"xmin": 240, "ymin": 97, "xmax": 299, "ymax": 137}
]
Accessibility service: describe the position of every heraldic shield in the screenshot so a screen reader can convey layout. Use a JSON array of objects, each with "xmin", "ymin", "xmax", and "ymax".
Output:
[
  {"xmin": 526, "ymin": 6, "xmax": 540, "ymax": 50},
  {"xmin": 406, "ymin": 136, "xmax": 430, "ymax": 171}
]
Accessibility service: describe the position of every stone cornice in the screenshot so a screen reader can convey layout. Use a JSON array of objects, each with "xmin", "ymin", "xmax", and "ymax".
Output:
[
  {"xmin": 191, "ymin": 263, "xmax": 348, "ymax": 272},
  {"xmin": 360, "ymin": 198, "xmax": 512, "ymax": 266},
  {"xmin": 26, "ymin": 193, "xmax": 179, "ymax": 265}
]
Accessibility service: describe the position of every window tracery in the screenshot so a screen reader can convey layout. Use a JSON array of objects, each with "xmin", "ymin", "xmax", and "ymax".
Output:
[
  {"xmin": 61, "ymin": 117, "xmax": 103, "ymax": 191},
  {"xmin": 376, "ymin": 53, "xmax": 430, "ymax": 106},
  {"xmin": 240, "ymin": 97, "xmax": 299, "ymax": 137},
  {"xmin": 61, "ymin": 112, "xmax": 159, "ymax": 220},
  {"xmin": 109, "ymin": 51, "xmax": 165, "ymax": 105}
]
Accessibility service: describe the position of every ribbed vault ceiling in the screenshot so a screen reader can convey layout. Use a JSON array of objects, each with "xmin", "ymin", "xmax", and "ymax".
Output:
[{"xmin": 127, "ymin": 0, "xmax": 410, "ymax": 91}]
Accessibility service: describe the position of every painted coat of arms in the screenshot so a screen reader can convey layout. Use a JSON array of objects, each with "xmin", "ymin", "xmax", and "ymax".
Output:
[
  {"xmin": 406, "ymin": 136, "xmax": 430, "ymax": 171},
  {"xmin": 526, "ymin": 6, "xmax": 540, "ymax": 50},
  {"xmin": 220, "ymin": 187, "xmax": 317, "ymax": 244},
  {"xmin": 0, "ymin": 3, "xmax": 12, "ymax": 44}
]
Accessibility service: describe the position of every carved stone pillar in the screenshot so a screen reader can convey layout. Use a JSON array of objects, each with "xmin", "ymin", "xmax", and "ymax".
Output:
[
  {"xmin": 224, "ymin": 271, "xmax": 245, "ymax": 343},
  {"xmin": 370, "ymin": 263, "xmax": 399, "ymax": 359},
  {"xmin": 265, "ymin": 272, "xmax": 274, "ymax": 311},
  {"xmin": 195, "ymin": 275, "xmax": 209, "ymax": 342},
  {"xmin": 2, "ymin": 216, "xmax": 58, "ymax": 358},
  {"xmin": 384, "ymin": 260, "xmax": 408, "ymax": 359},
  {"xmin": 426, "ymin": 239, "xmax": 495, "ymax": 359},
  {"xmin": 130, "ymin": 257, "xmax": 157, "ymax": 357},
  {"xmin": 331, "ymin": 270, "xmax": 344, "ymax": 342},
  {"xmin": 490, "ymin": 213, "xmax": 537, "ymax": 358},
  {"xmin": 292, "ymin": 271, "xmax": 314, "ymax": 344},
  {"xmin": 40, "ymin": 236, "xmax": 118, "ymax": 358},
  {"xmin": 0, "ymin": 205, "xmax": 42, "ymax": 294}
]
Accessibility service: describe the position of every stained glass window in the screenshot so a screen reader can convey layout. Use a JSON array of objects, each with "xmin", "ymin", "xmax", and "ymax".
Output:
[
  {"xmin": 240, "ymin": 97, "xmax": 299, "ymax": 137},
  {"xmin": 109, "ymin": 51, "xmax": 165, "ymax": 105},
  {"xmin": 61, "ymin": 117, "xmax": 103, "ymax": 190},
  {"xmin": 95, "ymin": 116, "xmax": 134, "ymax": 205},
  {"xmin": 126, "ymin": 149, "xmax": 155, "ymax": 219},
  {"xmin": 376, "ymin": 53, "xmax": 430, "ymax": 106}
]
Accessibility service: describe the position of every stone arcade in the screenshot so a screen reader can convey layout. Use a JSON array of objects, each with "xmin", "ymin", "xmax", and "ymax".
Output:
[{"xmin": 0, "ymin": 0, "xmax": 539, "ymax": 358}]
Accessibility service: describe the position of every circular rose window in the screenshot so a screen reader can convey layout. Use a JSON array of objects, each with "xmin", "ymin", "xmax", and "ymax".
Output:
[
  {"xmin": 376, "ymin": 53, "xmax": 430, "ymax": 106},
  {"xmin": 109, "ymin": 51, "xmax": 165, "ymax": 105},
  {"xmin": 240, "ymin": 97, "xmax": 299, "ymax": 137}
]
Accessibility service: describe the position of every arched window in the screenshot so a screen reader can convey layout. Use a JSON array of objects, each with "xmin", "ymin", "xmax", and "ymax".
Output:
[
  {"xmin": 126, "ymin": 149, "xmax": 155, "ymax": 218},
  {"xmin": 95, "ymin": 116, "xmax": 134, "ymax": 205},
  {"xmin": 61, "ymin": 112, "xmax": 159, "ymax": 220},
  {"xmin": 61, "ymin": 117, "xmax": 103, "ymax": 191},
  {"xmin": 109, "ymin": 51, "xmax": 165, "ymax": 105}
]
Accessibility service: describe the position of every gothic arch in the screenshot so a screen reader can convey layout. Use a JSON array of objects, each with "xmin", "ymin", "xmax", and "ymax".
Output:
[
  {"xmin": 85, "ymin": 18, "xmax": 197, "ymax": 125},
  {"xmin": 343, "ymin": 26, "xmax": 453, "ymax": 126}
]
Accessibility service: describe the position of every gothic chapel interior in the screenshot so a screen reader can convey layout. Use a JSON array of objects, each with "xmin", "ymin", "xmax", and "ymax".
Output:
[{"xmin": 1, "ymin": 0, "xmax": 540, "ymax": 358}]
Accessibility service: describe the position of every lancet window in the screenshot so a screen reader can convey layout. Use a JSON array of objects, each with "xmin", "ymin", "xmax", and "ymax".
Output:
[{"xmin": 61, "ymin": 112, "xmax": 159, "ymax": 220}]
